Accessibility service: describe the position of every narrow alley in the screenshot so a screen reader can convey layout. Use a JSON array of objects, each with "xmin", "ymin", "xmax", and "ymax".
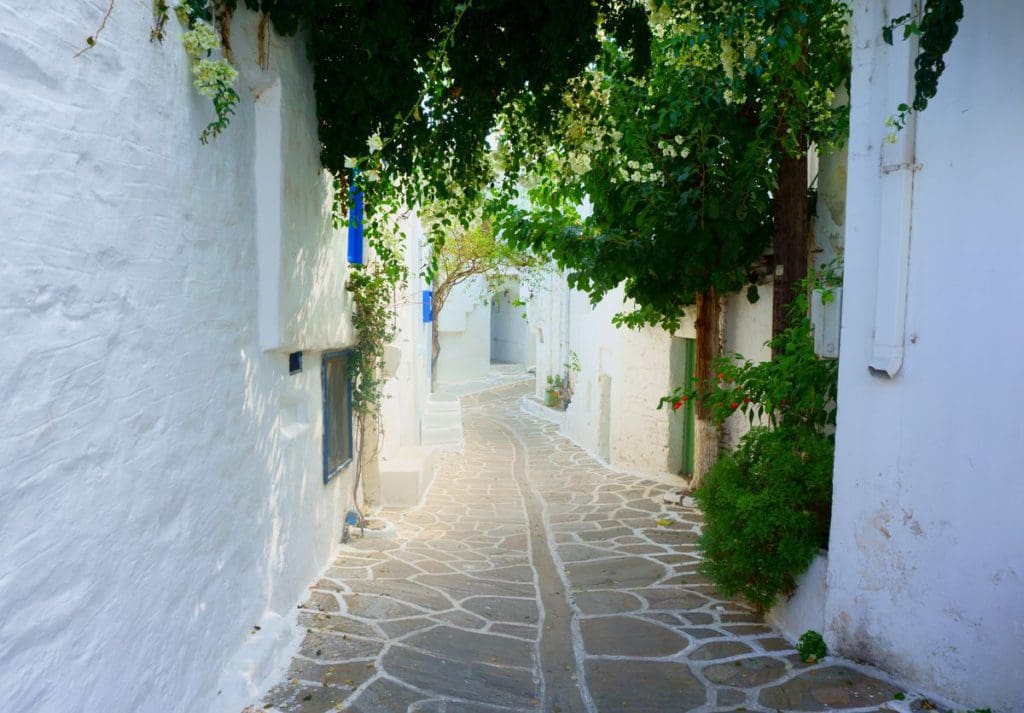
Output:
[{"xmin": 258, "ymin": 381, "xmax": 904, "ymax": 713}]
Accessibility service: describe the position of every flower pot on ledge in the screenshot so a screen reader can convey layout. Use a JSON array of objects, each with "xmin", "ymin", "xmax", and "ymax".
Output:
[{"xmin": 544, "ymin": 388, "xmax": 561, "ymax": 408}]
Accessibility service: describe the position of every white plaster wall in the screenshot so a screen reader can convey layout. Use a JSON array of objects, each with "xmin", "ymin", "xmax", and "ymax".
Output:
[
  {"xmin": 722, "ymin": 287, "xmax": 774, "ymax": 448},
  {"xmin": 827, "ymin": 3, "xmax": 1024, "ymax": 710},
  {"xmin": 380, "ymin": 216, "xmax": 432, "ymax": 454},
  {"xmin": 435, "ymin": 276, "xmax": 491, "ymax": 384},
  {"xmin": 528, "ymin": 271, "xmax": 572, "ymax": 402},
  {"xmin": 610, "ymin": 321, "xmax": 698, "ymax": 476},
  {"xmin": 561, "ymin": 287, "xmax": 623, "ymax": 459},
  {"xmin": 490, "ymin": 279, "xmax": 530, "ymax": 365},
  {"xmin": 530, "ymin": 275, "xmax": 706, "ymax": 478},
  {"xmin": 0, "ymin": 5, "xmax": 356, "ymax": 712}
]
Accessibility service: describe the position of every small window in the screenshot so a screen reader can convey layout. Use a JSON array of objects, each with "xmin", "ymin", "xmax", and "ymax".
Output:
[{"xmin": 322, "ymin": 350, "xmax": 353, "ymax": 483}]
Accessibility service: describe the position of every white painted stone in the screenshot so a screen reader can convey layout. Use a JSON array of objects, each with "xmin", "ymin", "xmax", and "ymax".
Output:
[
  {"xmin": 768, "ymin": 552, "xmax": 828, "ymax": 645},
  {"xmin": 490, "ymin": 278, "xmax": 532, "ymax": 365},
  {"xmin": 435, "ymin": 276, "xmax": 492, "ymax": 384},
  {"xmin": 0, "ymin": 6, "xmax": 357, "ymax": 712},
  {"xmin": 827, "ymin": 3, "xmax": 1024, "ymax": 710},
  {"xmin": 377, "ymin": 215, "xmax": 435, "ymax": 508}
]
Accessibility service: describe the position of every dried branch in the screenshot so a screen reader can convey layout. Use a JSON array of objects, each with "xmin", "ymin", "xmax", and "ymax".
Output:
[{"xmin": 75, "ymin": 0, "xmax": 116, "ymax": 58}]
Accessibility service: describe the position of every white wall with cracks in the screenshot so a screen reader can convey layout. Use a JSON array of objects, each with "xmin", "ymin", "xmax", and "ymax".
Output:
[
  {"xmin": 0, "ymin": 4, "xmax": 358, "ymax": 712},
  {"xmin": 827, "ymin": 2, "xmax": 1024, "ymax": 710}
]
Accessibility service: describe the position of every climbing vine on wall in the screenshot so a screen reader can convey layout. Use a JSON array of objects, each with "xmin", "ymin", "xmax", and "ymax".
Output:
[
  {"xmin": 150, "ymin": 1, "xmax": 240, "ymax": 143},
  {"xmin": 883, "ymin": 0, "xmax": 965, "ymax": 134}
]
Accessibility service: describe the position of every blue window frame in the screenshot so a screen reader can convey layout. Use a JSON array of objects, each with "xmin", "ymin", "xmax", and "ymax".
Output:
[
  {"xmin": 322, "ymin": 350, "xmax": 354, "ymax": 483},
  {"xmin": 422, "ymin": 289, "xmax": 433, "ymax": 322},
  {"xmin": 347, "ymin": 181, "xmax": 364, "ymax": 265}
]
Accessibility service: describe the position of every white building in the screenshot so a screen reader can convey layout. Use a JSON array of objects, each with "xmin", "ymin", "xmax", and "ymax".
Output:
[
  {"xmin": 527, "ymin": 274, "xmax": 774, "ymax": 479},
  {"xmin": 826, "ymin": 2, "xmax": 1024, "ymax": 710},
  {"xmin": 433, "ymin": 275, "xmax": 494, "ymax": 385},
  {"xmin": 377, "ymin": 216, "xmax": 435, "ymax": 507},
  {"xmin": 0, "ymin": 6, "xmax": 373, "ymax": 711},
  {"xmin": 433, "ymin": 274, "xmax": 536, "ymax": 386}
]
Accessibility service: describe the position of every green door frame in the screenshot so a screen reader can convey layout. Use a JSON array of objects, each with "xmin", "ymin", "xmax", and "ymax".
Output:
[{"xmin": 681, "ymin": 338, "xmax": 697, "ymax": 476}]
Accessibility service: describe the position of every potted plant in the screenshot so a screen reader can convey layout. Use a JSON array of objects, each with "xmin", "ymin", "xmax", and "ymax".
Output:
[{"xmin": 545, "ymin": 375, "xmax": 565, "ymax": 408}]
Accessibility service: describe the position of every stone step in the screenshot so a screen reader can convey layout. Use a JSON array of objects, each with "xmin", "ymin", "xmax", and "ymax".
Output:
[{"xmin": 421, "ymin": 425, "xmax": 462, "ymax": 446}]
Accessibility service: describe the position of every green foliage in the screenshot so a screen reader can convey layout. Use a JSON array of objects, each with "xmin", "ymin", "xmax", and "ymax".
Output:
[
  {"xmin": 490, "ymin": 1, "xmax": 850, "ymax": 330},
  {"xmin": 694, "ymin": 424, "xmax": 833, "ymax": 611},
  {"xmin": 660, "ymin": 267, "xmax": 840, "ymax": 429},
  {"xmin": 169, "ymin": 4, "xmax": 240, "ymax": 143},
  {"xmin": 346, "ymin": 260, "xmax": 403, "ymax": 418},
  {"xmin": 797, "ymin": 630, "xmax": 828, "ymax": 663},
  {"xmin": 883, "ymin": 0, "xmax": 965, "ymax": 133},
  {"xmin": 428, "ymin": 209, "xmax": 540, "ymax": 296},
  {"xmin": 680, "ymin": 268, "xmax": 840, "ymax": 611},
  {"xmin": 202, "ymin": 0, "xmax": 650, "ymax": 279}
]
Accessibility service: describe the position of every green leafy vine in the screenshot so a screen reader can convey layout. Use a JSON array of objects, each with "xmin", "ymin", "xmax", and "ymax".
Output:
[
  {"xmin": 884, "ymin": 0, "xmax": 965, "ymax": 134},
  {"xmin": 151, "ymin": 2, "xmax": 240, "ymax": 143}
]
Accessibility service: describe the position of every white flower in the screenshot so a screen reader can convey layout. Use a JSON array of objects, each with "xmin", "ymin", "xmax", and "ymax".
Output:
[
  {"xmin": 344, "ymin": 156, "xmax": 358, "ymax": 169},
  {"xmin": 367, "ymin": 133, "xmax": 383, "ymax": 154},
  {"xmin": 674, "ymin": 134, "xmax": 684, "ymax": 145},
  {"xmin": 885, "ymin": 132, "xmax": 899, "ymax": 145},
  {"xmin": 568, "ymin": 152, "xmax": 592, "ymax": 175},
  {"xmin": 720, "ymin": 40, "xmax": 738, "ymax": 80},
  {"xmin": 182, "ymin": 21, "xmax": 220, "ymax": 59},
  {"xmin": 723, "ymin": 88, "xmax": 746, "ymax": 105},
  {"xmin": 362, "ymin": 169, "xmax": 381, "ymax": 182},
  {"xmin": 192, "ymin": 58, "xmax": 238, "ymax": 99},
  {"xmin": 680, "ymin": 147, "xmax": 691, "ymax": 159}
]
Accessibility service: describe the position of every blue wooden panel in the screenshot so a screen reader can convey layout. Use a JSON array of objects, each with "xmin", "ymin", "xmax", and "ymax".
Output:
[
  {"xmin": 422, "ymin": 290, "xmax": 433, "ymax": 322},
  {"xmin": 347, "ymin": 181, "xmax": 364, "ymax": 265}
]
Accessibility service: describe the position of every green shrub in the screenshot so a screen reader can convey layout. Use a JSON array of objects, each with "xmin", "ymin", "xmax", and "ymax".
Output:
[
  {"xmin": 797, "ymin": 630, "xmax": 828, "ymax": 663},
  {"xmin": 694, "ymin": 425, "xmax": 833, "ymax": 612}
]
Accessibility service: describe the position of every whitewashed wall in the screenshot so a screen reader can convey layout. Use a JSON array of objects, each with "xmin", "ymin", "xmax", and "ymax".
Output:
[
  {"xmin": 435, "ymin": 276, "xmax": 491, "ymax": 384},
  {"xmin": 529, "ymin": 277, "xmax": 709, "ymax": 477},
  {"xmin": 0, "ymin": 5, "xmax": 356, "ymax": 712},
  {"xmin": 827, "ymin": 3, "xmax": 1024, "ymax": 710},
  {"xmin": 380, "ymin": 217, "xmax": 432, "ymax": 454},
  {"xmin": 721, "ymin": 288, "xmax": 774, "ymax": 448},
  {"xmin": 490, "ymin": 279, "xmax": 532, "ymax": 366}
]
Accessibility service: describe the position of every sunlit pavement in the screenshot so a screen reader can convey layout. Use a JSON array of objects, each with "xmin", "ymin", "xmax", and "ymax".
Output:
[{"xmin": 257, "ymin": 380, "xmax": 917, "ymax": 713}]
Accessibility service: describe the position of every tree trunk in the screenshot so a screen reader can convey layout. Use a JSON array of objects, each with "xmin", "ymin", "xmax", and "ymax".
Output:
[
  {"xmin": 692, "ymin": 287, "xmax": 723, "ymax": 490},
  {"xmin": 356, "ymin": 413, "xmax": 381, "ymax": 510},
  {"xmin": 772, "ymin": 148, "xmax": 811, "ymax": 337},
  {"xmin": 430, "ymin": 290, "xmax": 442, "ymax": 391}
]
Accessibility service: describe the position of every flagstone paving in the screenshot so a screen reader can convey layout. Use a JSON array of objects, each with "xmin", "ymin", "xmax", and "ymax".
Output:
[{"xmin": 256, "ymin": 380, "xmax": 926, "ymax": 713}]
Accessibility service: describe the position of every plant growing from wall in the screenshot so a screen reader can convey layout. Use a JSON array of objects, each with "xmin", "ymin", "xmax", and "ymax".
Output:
[
  {"xmin": 883, "ymin": 0, "xmax": 965, "ymax": 134},
  {"xmin": 665, "ymin": 270, "xmax": 840, "ymax": 611},
  {"xmin": 339, "ymin": 177, "xmax": 408, "ymax": 514},
  {"xmin": 797, "ymin": 630, "xmax": 828, "ymax": 663},
  {"xmin": 660, "ymin": 267, "xmax": 841, "ymax": 431},
  {"xmin": 150, "ymin": 2, "xmax": 240, "ymax": 143},
  {"xmin": 694, "ymin": 423, "xmax": 833, "ymax": 612}
]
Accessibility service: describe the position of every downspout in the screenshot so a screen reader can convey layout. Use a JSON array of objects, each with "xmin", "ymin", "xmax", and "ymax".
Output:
[{"xmin": 868, "ymin": 12, "xmax": 920, "ymax": 378}]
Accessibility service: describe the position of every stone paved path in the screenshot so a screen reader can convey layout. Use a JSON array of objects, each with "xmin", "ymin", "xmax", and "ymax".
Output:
[{"xmin": 258, "ymin": 381, "xmax": 915, "ymax": 713}]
